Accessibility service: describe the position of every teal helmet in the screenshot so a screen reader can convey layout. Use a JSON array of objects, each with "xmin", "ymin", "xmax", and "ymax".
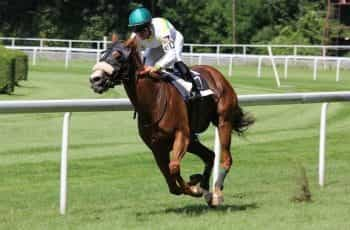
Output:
[{"xmin": 128, "ymin": 7, "xmax": 152, "ymax": 28}]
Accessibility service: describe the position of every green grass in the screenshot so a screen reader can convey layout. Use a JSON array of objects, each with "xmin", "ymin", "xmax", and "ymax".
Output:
[{"xmin": 0, "ymin": 61, "xmax": 350, "ymax": 230}]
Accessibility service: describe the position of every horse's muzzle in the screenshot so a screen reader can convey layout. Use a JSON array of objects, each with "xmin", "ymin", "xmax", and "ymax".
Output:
[{"xmin": 90, "ymin": 70, "xmax": 108, "ymax": 94}]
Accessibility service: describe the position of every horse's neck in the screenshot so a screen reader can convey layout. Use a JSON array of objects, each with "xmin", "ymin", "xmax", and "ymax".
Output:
[{"xmin": 123, "ymin": 56, "xmax": 162, "ymax": 116}]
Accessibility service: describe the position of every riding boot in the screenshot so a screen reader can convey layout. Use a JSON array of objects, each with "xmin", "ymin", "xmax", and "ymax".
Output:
[{"xmin": 174, "ymin": 61, "xmax": 201, "ymax": 99}]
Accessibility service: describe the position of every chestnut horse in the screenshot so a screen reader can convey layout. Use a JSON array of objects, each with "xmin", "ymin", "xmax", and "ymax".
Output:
[{"xmin": 89, "ymin": 37, "xmax": 254, "ymax": 207}]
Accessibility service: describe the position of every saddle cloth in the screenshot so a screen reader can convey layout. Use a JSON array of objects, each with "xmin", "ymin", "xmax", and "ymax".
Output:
[{"xmin": 161, "ymin": 70, "xmax": 214, "ymax": 101}]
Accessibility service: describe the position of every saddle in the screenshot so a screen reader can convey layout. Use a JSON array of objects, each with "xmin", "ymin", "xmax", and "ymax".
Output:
[
  {"xmin": 160, "ymin": 70, "xmax": 215, "ymax": 133},
  {"xmin": 160, "ymin": 69, "xmax": 214, "ymax": 101}
]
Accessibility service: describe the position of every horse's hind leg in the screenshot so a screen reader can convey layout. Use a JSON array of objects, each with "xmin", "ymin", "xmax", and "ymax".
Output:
[{"xmin": 212, "ymin": 114, "xmax": 234, "ymax": 206}]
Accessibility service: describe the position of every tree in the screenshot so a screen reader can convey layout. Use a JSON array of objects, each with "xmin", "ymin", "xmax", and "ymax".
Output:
[
  {"xmin": 0, "ymin": 0, "xmax": 337, "ymax": 47},
  {"xmin": 232, "ymin": 0, "xmax": 236, "ymax": 44}
]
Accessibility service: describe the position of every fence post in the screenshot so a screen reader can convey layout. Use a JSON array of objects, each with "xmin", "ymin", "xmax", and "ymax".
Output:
[
  {"xmin": 257, "ymin": 56, "xmax": 262, "ymax": 79},
  {"xmin": 216, "ymin": 45, "xmax": 220, "ymax": 65},
  {"xmin": 228, "ymin": 56, "xmax": 233, "ymax": 77},
  {"xmin": 322, "ymin": 46, "xmax": 327, "ymax": 57},
  {"xmin": 60, "ymin": 112, "xmax": 72, "ymax": 215},
  {"xmin": 198, "ymin": 54, "xmax": 202, "ymax": 65},
  {"xmin": 212, "ymin": 128, "xmax": 221, "ymax": 191},
  {"xmin": 243, "ymin": 45, "xmax": 247, "ymax": 63},
  {"xmin": 243, "ymin": 45, "xmax": 247, "ymax": 56},
  {"xmin": 189, "ymin": 45, "xmax": 194, "ymax": 65},
  {"xmin": 96, "ymin": 50, "xmax": 101, "ymax": 63},
  {"xmin": 284, "ymin": 57, "xmax": 289, "ymax": 79},
  {"xmin": 313, "ymin": 58, "xmax": 318, "ymax": 80},
  {"xmin": 11, "ymin": 38, "xmax": 15, "ymax": 47},
  {"xmin": 32, "ymin": 48, "xmax": 37, "ymax": 66},
  {"xmin": 319, "ymin": 103, "xmax": 328, "ymax": 187},
  {"xmin": 336, "ymin": 59, "xmax": 341, "ymax": 82},
  {"xmin": 267, "ymin": 46, "xmax": 281, "ymax": 87},
  {"xmin": 65, "ymin": 49, "xmax": 71, "ymax": 69},
  {"xmin": 103, "ymin": 36, "xmax": 108, "ymax": 50}
]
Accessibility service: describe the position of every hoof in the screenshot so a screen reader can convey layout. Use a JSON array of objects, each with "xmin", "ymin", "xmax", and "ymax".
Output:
[
  {"xmin": 211, "ymin": 194, "xmax": 224, "ymax": 207},
  {"xmin": 211, "ymin": 189, "xmax": 224, "ymax": 207},
  {"xmin": 169, "ymin": 187, "xmax": 183, "ymax": 196},
  {"xmin": 203, "ymin": 190, "xmax": 213, "ymax": 206},
  {"xmin": 189, "ymin": 185, "xmax": 203, "ymax": 197}
]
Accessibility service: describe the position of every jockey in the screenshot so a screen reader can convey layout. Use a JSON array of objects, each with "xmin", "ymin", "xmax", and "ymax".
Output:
[{"xmin": 128, "ymin": 7, "xmax": 200, "ymax": 97}]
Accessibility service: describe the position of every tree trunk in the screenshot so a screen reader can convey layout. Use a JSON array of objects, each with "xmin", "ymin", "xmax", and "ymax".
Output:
[
  {"xmin": 232, "ymin": 0, "xmax": 236, "ymax": 44},
  {"xmin": 323, "ymin": 0, "xmax": 331, "ymax": 46}
]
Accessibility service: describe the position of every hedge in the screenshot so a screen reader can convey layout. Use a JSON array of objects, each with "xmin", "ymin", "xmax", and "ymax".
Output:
[
  {"xmin": 9, "ymin": 49, "xmax": 28, "ymax": 82},
  {"xmin": 0, "ymin": 46, "xmax": 28, "ymax": 94}
]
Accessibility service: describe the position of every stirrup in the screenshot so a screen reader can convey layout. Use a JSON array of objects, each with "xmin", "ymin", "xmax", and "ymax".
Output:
[{"xmin": 188, "ymin": 90, "xmax": 201, "ymax": 100}]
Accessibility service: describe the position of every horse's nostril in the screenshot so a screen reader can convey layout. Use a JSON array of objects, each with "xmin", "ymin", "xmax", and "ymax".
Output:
[{"xmin": 90, "ymin": 76, "xmax": 101, "ymax": 84}]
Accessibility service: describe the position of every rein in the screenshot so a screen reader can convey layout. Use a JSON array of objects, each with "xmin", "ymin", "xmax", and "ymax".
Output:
[
  {"xmin": 135, "ymin": 72, "xmax": 168, "ymax": 128},
  {"xmin": 101, "ymin": 39, "xmax": 168, "ymax": 128}
]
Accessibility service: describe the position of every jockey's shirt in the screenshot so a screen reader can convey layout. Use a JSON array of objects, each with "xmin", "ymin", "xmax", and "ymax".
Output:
[{"xmin": 131, "ymin": 17, "xmax": 182, "ymax": 69}]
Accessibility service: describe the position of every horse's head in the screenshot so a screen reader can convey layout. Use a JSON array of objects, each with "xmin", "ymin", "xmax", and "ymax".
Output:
[{"xmin": 89, "ymin": 41, "xmax": 132, "ymax": 94}]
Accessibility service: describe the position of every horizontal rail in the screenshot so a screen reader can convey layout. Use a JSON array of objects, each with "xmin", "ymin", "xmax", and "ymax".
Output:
[
  {"xmin": 0, "ymin": 99, "xmax": 133, "ymax": 113},
  {"xmin": 0, "ymin": 92, "xmax": 350, "ymax": 114},
  {"xmin": 6, "ymin": 46, "xmax": 350, "ymax": 64},
  {"xmin": 238, "ymin": 91, "xmax": 350, "ymax": 106},
  {"xmin": 2, "ymin": 37, "xmax": 350, "ymax": 49},
  {"xmin": 1, "ymin": 91, "xmax": 349, "ymax": 214}
]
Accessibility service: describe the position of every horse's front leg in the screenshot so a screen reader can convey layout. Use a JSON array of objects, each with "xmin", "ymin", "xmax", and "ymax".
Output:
[
  {"xmin": 169, "ymin": 130, "xmax": 202, "ymax": 197},
  {"xmin": 151, "ymin": 148, "xmax": 183, "ymax": 195},
  {"xmin": 139, "ymin": 129, "xmax": 182, "ymax": 196},
  {"xmin": 187, "ymin": 138, "xmax": 215, "ymax": 197}
]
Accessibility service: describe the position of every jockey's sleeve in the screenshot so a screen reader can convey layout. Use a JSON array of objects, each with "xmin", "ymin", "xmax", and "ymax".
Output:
[{"xmin": 154, "ymin": 36, "xmax": 177, "ymax": 69}]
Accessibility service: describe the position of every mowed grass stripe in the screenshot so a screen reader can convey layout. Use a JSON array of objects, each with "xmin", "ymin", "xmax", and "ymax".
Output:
[{"xmin": 0, "ymin": 61, "xmax": 349, "ymax": 229}]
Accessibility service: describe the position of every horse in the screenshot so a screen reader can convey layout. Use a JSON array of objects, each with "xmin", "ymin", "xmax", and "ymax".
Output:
[{"xmin": 89, "ymin": 37, "xmax": 254, "ymax": 207}]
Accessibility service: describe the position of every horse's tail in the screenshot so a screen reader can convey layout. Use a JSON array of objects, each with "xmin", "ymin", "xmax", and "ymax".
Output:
[{"xmin": 231, "ymin": 105, "xmax": 255, "ymax": 135}]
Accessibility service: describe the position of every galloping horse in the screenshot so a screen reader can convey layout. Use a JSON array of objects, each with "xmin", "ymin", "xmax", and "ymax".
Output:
[{"xmin": 89, "ymin": 37, "xmax": 254, "ymax": 207}]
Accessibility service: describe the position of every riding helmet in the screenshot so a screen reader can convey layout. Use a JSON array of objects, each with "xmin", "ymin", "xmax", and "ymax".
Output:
[{"xmin": 128, "ymin": 7, "xmax": 152, "ymax": 28}]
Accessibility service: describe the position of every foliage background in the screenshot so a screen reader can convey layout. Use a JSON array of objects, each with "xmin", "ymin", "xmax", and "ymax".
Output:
[{"xmin": 0, "ymin": 0, "xmax": 349, "ymax": 45}]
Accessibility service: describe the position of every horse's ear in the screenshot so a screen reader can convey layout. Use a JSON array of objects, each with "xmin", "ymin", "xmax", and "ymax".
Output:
[{"xmin": 111, "ymin": 33, "xmax": 118, "ymax": 43}]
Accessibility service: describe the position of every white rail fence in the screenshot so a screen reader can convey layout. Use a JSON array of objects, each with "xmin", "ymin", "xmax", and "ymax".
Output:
[
  {"xmin": 1, "ymin": 92, "xmax": 350, "ymax": 214},
  {"xmin": 5, "ymin": 45, "xmax": 350, "ymax": 88},
  {"xmin": 2, "ymin": 36, "xmax": 350, "ymax": 57}
]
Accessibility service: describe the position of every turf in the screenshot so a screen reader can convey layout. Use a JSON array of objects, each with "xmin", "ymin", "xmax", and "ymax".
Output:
[{"xmin": 0, "ymin": 60, "xmax": 349, "ymax": 230}]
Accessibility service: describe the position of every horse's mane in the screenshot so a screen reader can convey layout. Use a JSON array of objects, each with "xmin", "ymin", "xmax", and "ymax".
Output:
[
  {"xmin": 124, "ymin": 36, "xmax": 161, "ymax": 78},
  {"xmin": 124, "ymin": 37, "xmax": 143, "ymax": 71}
]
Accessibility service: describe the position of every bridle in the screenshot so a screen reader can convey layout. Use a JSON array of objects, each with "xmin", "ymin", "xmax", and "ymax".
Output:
[
  {"xmin": 98, "ymin": 43, "xmax": 132, "ymax": 85},
  {"xmin": 96, "ymin": 42, "xmax": 168, "ymax": 128}
]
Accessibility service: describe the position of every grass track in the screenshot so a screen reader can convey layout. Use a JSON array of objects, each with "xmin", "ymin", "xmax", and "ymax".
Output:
[{"xmin": 0, "ymin": 61, "xmax": 349, "ymax": 229}]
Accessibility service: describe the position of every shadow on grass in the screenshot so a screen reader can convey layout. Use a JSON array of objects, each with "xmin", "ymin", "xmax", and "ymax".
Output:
[
  {"xmin": 136, "ymin": 202, "xmax": 258, "ymax": 217},
  {"xmin": 165, "ymin": 203, "xmax": 258, "ymax": 215}
]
